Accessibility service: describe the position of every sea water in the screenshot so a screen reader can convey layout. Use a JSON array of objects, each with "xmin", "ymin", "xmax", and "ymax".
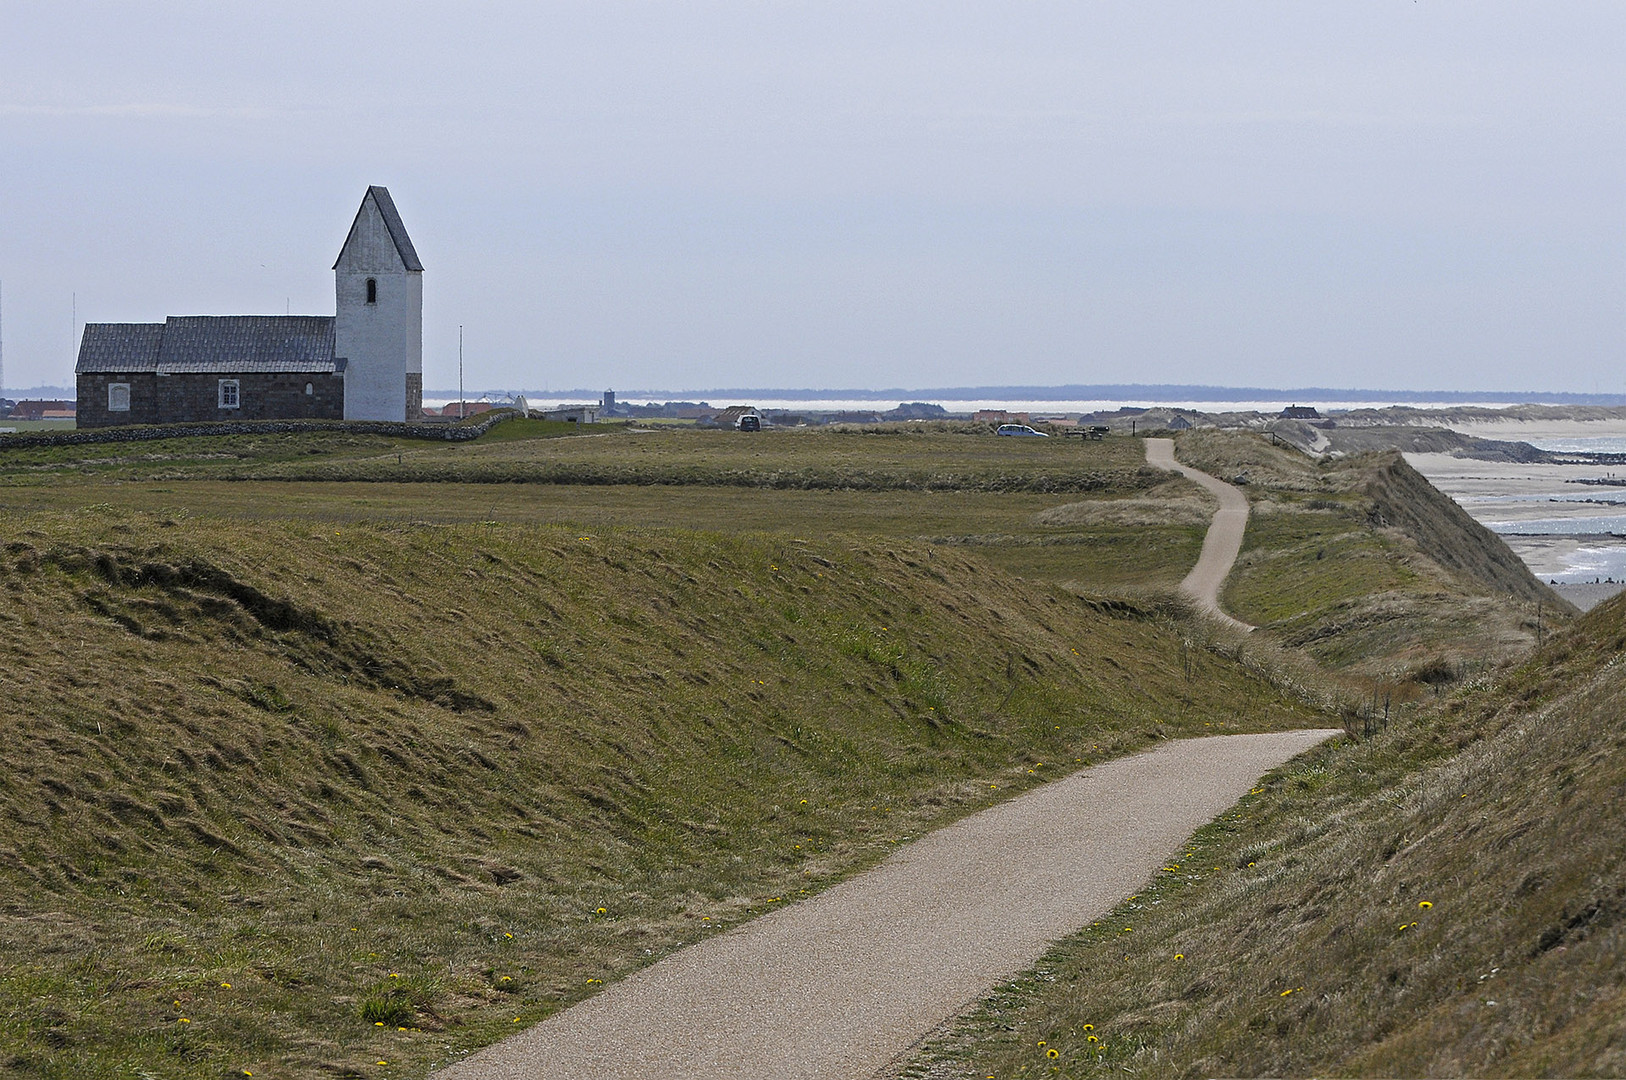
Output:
[{"xmin": 1542, "ymin": 545, "xmax": 1626, "ymax": 584}]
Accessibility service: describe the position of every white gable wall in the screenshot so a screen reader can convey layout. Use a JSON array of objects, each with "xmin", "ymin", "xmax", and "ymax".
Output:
[{"xmin": 334, "ymin": 193, "xmax": 422, "ymax": 421}]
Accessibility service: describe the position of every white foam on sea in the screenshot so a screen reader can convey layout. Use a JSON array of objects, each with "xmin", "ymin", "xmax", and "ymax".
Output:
[
  {"xmin": 1550, "ymin": 546, "xmax": 1626, "ymax": 584},
  {"xmin": 1486, "ymin": 516, "xmax": 1626, "ymax": 537}
]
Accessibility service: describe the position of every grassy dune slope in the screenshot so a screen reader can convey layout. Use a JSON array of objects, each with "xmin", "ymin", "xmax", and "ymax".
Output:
[
  {"xmin": 904, "ymin": 591, "xmax": 1626, "ymax": 1078},
  {"xmin": 0, "ymin": 509, "xmax": 1320, "ymax": 1079},
  {"xmin": 1364, "ymin": 453, "xmax": 1564, "ymax": 606},
  {"xmin": 1175, "ymin": 431, "xmax": 1565, "ymax": 677}
]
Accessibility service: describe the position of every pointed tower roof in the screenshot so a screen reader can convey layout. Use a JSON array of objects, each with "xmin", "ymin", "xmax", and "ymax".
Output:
[{"xmin": 334, "ymin": 186, "xmax": 423, "ymax": 271}]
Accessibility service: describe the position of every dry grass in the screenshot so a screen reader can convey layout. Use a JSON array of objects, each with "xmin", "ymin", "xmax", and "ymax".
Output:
[
  {"xmin": 1034, "ymin": 478, "xmax": 1216, "ymax": 529},
  {"xmin": 0, "ymin": 505, "xmax": 1322, "ymax": 1078},
  {"xmin": 0, "ymin": 424, "xmax": 1161, "ymax": 493},
  {"xmin": 0, "ymin": 429, "xmax": 1207, "ymax": 598},
  {"xmin": 1194, "ymin": 438, "xmax": 1567, "ymax": 679},
  {"xmin": 900, "ymin": 592, "xmax": 1626, "ymax": 1078},
  {"xmin": 2, "ymin": 423, "xmax": 1573, "ymax": 1078}
]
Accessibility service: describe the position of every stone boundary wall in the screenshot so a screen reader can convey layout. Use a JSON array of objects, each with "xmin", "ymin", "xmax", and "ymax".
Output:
[{"xmin": 0, "ymin": 409, "xmax": 523, "ymax": 451}]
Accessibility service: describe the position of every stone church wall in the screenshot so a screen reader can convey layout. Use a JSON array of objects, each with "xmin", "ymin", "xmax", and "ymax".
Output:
[{"xmin": 77, "ymin": 372, "xmax": 344, "ymax": 428}]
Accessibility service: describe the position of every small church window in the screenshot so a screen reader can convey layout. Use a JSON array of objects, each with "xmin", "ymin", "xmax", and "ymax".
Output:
[
  {"xmin": 366, "ymin": 278, "xmax": 377, "ymax": 304},
  {"xmin": 107, "ymin": 383, "xmax": 131, "ymax": 412},
  {"xmin": 218, "ymin": 379, "xmax": 240, "ymax": 410},
  {"xmin": 305, "ymin": 382, "xmax": 314, "ymax": 396}
]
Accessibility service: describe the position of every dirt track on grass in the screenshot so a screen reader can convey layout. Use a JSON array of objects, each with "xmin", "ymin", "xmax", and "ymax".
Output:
[
  {"xmin": 1145, "ymin": 437, "xmax": 1254, "ymax": 631},
  {"xmin": 436, "ymin": 730, "xmax": 1338, "ymax": 1080}
]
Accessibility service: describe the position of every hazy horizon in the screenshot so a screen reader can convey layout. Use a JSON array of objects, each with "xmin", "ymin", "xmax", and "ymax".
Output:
[
  {"xmin": 3, "ymin": 3, "xmax": 1622, "ymax": 394},
  {"xmin": 9, "ymin": 380, "xmax": 1626, "ymax": 409}
]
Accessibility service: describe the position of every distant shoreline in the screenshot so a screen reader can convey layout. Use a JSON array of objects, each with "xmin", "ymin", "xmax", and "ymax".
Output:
[{"xmin": 441, "ymin": 385, "xmax": 1626, "ymax": 406}]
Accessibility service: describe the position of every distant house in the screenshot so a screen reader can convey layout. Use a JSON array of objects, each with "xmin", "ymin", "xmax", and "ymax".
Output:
[
  {"xmin": 10, "ymin": 400, "xmax": 76, "ymax": 420},
  {"xmin": 434, "ymin": 401, "xmax": 498, "ymax": 419},
  {"xmin": 974, "ymin": 409, "xmax": 1029, "ymax": 424},
  {"xmin": 75, "ymin": 187, "xmax": 425, "ymax": 428},
  {"xmin": 709, "ymin": 405, "xmax": 760, "ymax": 428},
  {"xmin": 1280, "ymin": 405, "xmax": 1320, "ymax": 419},
  {"xmin": 538, "ymin": 405, "xmax": 600, "ymax": 424},
  {"xmin": 1166, "ymin": 415, "xmax": 1193, "ymax": 431},
  {"xmin": 884, "ymin": 402, "xmax": 947, "ymax": 420}
]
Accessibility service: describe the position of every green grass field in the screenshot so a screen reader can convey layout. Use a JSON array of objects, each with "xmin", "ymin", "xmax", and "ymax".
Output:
[
  {"xmin": 0, "ymin": 507, "xmax": 1319, "ymax": 1078},
  {"xmin": 0, "ymin": 426, "xmax": 1208, "ymax": 597},
  {"xmin": 0, "ymin": 421, "xmax": 1588, "ymax": 1077}
]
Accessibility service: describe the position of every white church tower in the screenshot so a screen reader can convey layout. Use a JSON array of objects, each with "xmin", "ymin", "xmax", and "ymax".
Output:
[{"xmin": 334, "ymin": 186, "xmax": 423, "ymax": 421}]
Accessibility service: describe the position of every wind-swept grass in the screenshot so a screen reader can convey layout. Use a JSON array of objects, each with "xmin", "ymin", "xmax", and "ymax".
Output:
[
  {"xmin": 0, "ymin": 507, "xmax": 1321, "ymax": 1078},
  {"xmin": 1190, "ymin": 433, "xmax": 1567, "ymax": 678},
  {"xmin": 900, "ymin": 591, "xmax": 1626, "ymax": 1079}
]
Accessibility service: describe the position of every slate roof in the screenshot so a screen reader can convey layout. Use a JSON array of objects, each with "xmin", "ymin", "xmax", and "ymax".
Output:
[
  {"xmin": 76, "ymin": 316, "xmax": 337, "ymax": 374},
  {"xmin": 334, "ymin": 185, "xmax": 423, "ymax": 272},
  {"xmin": 76, "ymin": 323, "xmax": 165, "ymax": 373}
]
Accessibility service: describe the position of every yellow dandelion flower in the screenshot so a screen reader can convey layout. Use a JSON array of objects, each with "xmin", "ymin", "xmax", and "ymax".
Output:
[
  {"xmin": 1087, "ymin": 1034, "xmax": 1098, "ymax": 1043},
  {"xmin": 501, "ymin": 975, "xmax": 512, "ymax": 981},
  {"xmin": 1280, "ymin": 988, "xmax": 1294, "ymax": 997},
  {"xmin": 375, "ymin": 1022, "xmax": 385, "ymax": 1027},
  {"xmin": 1174, "ymin": 953, "xmax": 1185, "ymax": 960},
  {"xmin": 504, "ymin": 932, "xmax": 513, "ymax": 939},
  {"xmin": 1047, "ymin": 1048, "xmax": 1059, "ymax": 1059},
  {"xmin": 220, "ymin": 982, "xmax": 231, "ymax": 989},
  {"xmin": 178, "ymin": 1017, "xmax": 190, "ymax": 1023},
  {"xmin": 1082, "ymin": 1024, "xmax": 1093, "ymax": 1031},
  {"xmin": 799, "ymin": 799, "xmax": 807, "ymax": 804},
  {"xmin": 1419, "ymin": 901, "xmax": 1433, "ymax": 909},
  {"xmin": 596, "ymin": 907, "xmax": 607, "ymax": 915},
  {"xmin": 513, "ymin": 1017, "xmax": 521, "ymax": 1023},
  {"xmin": 377, "ymin": 1062, "xmax": 388, "ymax": 1067},
  {"xmin": 388, "ymin": 973, "xmax": 400, "ymax": 978}
]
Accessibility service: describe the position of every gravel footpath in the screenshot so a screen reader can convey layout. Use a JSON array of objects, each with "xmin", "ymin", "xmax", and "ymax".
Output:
[
  {"xmin": 436, "ymin": 730, "xmax": 1338, "ymax": 1079},
  {"xmin": 1144, "ymin": 437, "xmax": 1254, "ymax": 631}
]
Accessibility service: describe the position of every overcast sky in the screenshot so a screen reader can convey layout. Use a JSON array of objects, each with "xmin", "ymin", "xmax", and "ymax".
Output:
[{"xmin": 1, "ymin": 2, "xmax": 1621, "ymax": 394}]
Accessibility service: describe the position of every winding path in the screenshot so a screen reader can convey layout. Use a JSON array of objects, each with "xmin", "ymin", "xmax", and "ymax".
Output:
[
  {"xmin": 436, "ymin": 730, "xmax": 1337, "ymax": 1080},
  {"xmin": 1144, "ymin": 438, "xmax": 1254, "ymax": 631}
]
